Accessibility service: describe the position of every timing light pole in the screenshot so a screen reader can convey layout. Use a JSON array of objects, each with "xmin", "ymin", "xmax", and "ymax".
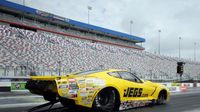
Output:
[
  {"xmin": 179, "ymin": 37, "xmax": 181, "ymax": 59},
  {"xmin": 58, "ymin": 61, "xmax": 61, "ymax": 76},
  {"xmin": 130, "ymin": 20, "xmax": 133, "ymax": 35},
  {"xmin": 23, "ymin": 0, "xmax": 25, "ymax": 6},
  {"xmin": 194, "ymin": 42, "xmax": 197, "ymax": 61},
  {"xmin": 88, "ymin": 6, "xmax": 92, "ymax": 24}
]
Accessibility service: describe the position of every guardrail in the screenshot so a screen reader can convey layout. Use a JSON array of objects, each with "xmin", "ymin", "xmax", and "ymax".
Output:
[{"xmin": 159, "ymin": 82, "xmax": 200, "ymax": 93}]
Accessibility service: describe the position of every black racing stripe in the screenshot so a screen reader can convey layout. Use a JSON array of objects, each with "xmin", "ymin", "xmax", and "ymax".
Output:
[{"xmin": 151, "ymin": 87, "xmax": 157, "ymax": 96}]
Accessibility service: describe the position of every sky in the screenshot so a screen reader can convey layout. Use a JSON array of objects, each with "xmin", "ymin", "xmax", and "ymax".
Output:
[{"xmin": 7, "ymin": 0, "xmax": 200, "ymax": 61}]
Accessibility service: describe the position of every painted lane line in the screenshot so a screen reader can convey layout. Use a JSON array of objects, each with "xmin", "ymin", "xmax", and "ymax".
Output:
[
  {"xmin": 0, "ymin": 96, "xmax": 42, "ymax": 100},
  {"xmin": 0, "ymin": 102, "xmax": 48, "ymax": 108}
]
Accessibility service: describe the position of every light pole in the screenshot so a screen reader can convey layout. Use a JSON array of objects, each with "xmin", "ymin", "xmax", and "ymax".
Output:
[
  {"xmin": 179, "ymin": 37, "xmax": 181, "ymax": 59},
  {"xmin": 130, "ymin": 20, "xmax": 133, "ymax": 35},
  {"xmin": 58, "ymin": 61, "xmax": 61, "ymax": 76},
  {"xmin": 194, "ymin": 42, "xmax": 197, "ymax": 61},
  {"xmin": 158, "ymin": 30, "xmax": 161, "ymax": 55},
  {"xmin": 88, "ymin": 6, "xmax": 92, "ymax": 24},
  {"xmin": 22, "ymin": 0, "xmax": 26, "ymax": 6}
]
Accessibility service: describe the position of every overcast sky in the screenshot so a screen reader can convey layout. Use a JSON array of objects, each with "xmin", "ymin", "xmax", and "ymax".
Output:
[{"xmin": 8, "ymin": 0, "xmax": 200, "ymax": 61}]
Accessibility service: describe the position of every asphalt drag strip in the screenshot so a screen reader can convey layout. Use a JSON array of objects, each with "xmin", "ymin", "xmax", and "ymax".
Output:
[{"xmin": 0, "ymin": 88, "xmax": 200, "ymax": 112}]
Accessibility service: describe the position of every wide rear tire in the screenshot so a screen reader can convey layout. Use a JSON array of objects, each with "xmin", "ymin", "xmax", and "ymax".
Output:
[{"xmin": 93, "ymin": 88, "xmax": 117, "ymax": 112}]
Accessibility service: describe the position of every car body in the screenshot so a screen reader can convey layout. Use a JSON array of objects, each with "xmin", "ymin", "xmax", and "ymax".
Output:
[{"xmin": 25, "ymin": 69, "xmax": 170, "ymax": 111}]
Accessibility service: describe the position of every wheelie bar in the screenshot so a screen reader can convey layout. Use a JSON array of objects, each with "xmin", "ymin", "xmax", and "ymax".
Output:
[{"xmin": 27, "ymin": 99, "xmax": 59, "ymax": 112}]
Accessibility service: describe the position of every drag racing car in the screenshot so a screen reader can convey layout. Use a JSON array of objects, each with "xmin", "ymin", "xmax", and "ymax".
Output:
[{"xmin": 25, "ymin": 69, "xmax": 170, "ymax": 111}]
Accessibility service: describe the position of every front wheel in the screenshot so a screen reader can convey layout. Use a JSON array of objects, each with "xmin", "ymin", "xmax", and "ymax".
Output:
[
  {"xmin": 157, "ymin": 93, "xmax": 166, "ymax": 105},
  {"xmin": 93, "ymin": 88, "xmax": 117, "ymax": 112}
]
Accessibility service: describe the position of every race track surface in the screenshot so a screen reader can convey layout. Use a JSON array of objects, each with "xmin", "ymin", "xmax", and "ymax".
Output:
[
  {"xmin": 0, "ymin": 89, "xmax": 200, "ymax": 112},
  {"xmin": 123, "ymin": 92, "xmax": 200, "ymax": 112}
]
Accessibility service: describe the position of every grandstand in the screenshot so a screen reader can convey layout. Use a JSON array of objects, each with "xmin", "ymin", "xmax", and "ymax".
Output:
[{"xmin": 0, "ymin": 1, "xmax": 200, "ymax": 82}]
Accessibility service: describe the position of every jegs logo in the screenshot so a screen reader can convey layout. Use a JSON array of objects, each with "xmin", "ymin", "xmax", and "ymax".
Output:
[{"xmin": 123, "ymin": 87, "xmax": 143, "ymax": 97}]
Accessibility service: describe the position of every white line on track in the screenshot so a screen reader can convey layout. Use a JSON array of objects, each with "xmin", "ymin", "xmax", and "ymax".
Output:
[
  {"xmin": 171, "ymin": 91, "xmax": 200, "ymax": 96},
  {"xmin": 182, "ymin": 108, "xmax": 200, "ymax": 112},
  {"xmin": 0, "ymin": 95, "xmax": 42, "ymax": 100},
  {"xmin": 0, "ymin": 102, "xmax": 47, "ymax": 108}
]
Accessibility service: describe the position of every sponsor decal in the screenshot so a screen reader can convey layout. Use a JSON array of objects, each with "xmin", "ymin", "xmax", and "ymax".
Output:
[
  {"xmin": 68, "ymin": 79, "xmax": 76, "ymax": 82},
  {"xmin": 94, "ymin": 79, "xmax": 105, "ymax": 85},
  {"xmin": 171, "ymin": 83, "xmax": 180, "ymax": 86},
  {"xmin": 87, "ymin": 95, "xmax": 93, "ymax": 99},
  {"xmin": 80, "ymin": 89, "xmax": 88, "ymax": 96},
  {"xmin": 123, "ymin": 88, "xmax": 143, "ymax": 97},
  {"xmin": 86, "ymin": 79, "xmax": 93, "ymax": 83},
  {"xmin": 69, "ymin": 82, "xmax": 79, "ymax": 90},
  {"xmin": 86, "ymin": 83, "xmax": 94, "ymax": 87},
  {"xmin": 119, "ymin": 100, "xmax": 151, "ymax": 110},
  {"xmin": 78, "ymin": 79, "xmax": 85, "ymax": 84},
  {"xmin": 79, "ymin": 88, "xmax": 86, "ymax": 91},
  {"xmin": 59, "ymin": 84, "xmax": 68, "ymax": 89},
  {"xmin": 11, "ymin": 82, "xmax": 26, "ymax": 90},
  {"xmin": 78, "ymin": 78, "xmax": 106, "ymax": 105},
  {"xmin": 86, "ymin": 78, "xmax": 106, "ymax": 88},
  {"xmin": 82, "ymin": 99, "xmax": 92, "ymax": 105},
  {"xmin": 68, "ymin": 90, "xmax": 77, "ymax": 94},
  {"xmin": 15, "ymin": 83, "xmax": 21, "ymax": 89},
  {"xmin": 81, "ymin": 96, "xmax": 91, "ymax": 105},
  {"xmin": 80, "ymin": 92, "xmax": 88, "ymax": 97},
  {"xmin": 77, "ymin": 79, "xmax": 86, "ymax": 88},
  {"xmin": 62, "ymin": 81, "xmax": 68, "ymax": 84},
  {"xmin": 87, "ymin": 99, "xmax": 92, "ymax": 103},
  {"xmin": 61, "ymin": 90, "xmax": 67, "ymax": 96},
  {"xmin": 89, "ymin": 90, "xmax": 95, "ymax": 94},
  {"xmin": 79, "ymin": 84, "xmax": 86, "ymax": 88},
  {"xmin": 82, "ymin": 96, "xmax": 87, "ymax": 101},
  {"xmin": 83, "ymin": 100, "xmax": 90, "ymax": 105},
  {"xmin": 168, "ymin": 86, "xmax": 177, "ymax": 91},
  {"xmin": 141, "ymin": 94, "xmax": 148, "ymax": 97},
  {"xmin": 70, "ymin": 94, "xmax": 77, "ymax": 98},
  {"xmin": 62, "ymin": 93, "xmax": 67, "ymax": 97},
  {"xmin": 86, "ymin": 87, "xmax": 98, "ymax": 91},
  {"xmin": 68, "ymin": 90, "xmax": 78, "ymax": 98}
]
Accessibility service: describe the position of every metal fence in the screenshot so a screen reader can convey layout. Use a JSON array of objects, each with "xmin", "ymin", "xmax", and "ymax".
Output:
[{"xmin": 0, "ymin": 66, "xmax": 72, "ymax": 78}]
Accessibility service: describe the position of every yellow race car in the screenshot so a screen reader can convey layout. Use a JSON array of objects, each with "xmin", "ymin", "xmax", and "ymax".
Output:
[{"xmin": 25, "ymin": 69, "xmax": 170, "ymax": 111}]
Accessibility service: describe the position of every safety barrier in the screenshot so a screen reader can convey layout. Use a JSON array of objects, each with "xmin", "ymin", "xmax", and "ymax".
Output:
[
  {"xmin": 197, "ymin": 83, "xmax": 200, "ymax": 87},
  {"xmin": 0, "ymin": 80, "xmax": 11, "ymax": 92},
  {"xmin": 180, "ymin": 85, "xmax": 188, "ymax": 92},
  {"xmin": 11, "ymin": 82, "xmax": 27, "ymax": 91},
  {"xmin": 160, "ymin": 83, "xmax": 200, "ymax": 93},
  {"xmin": 160, "ymin": 83, "xmax": 181, "ymax": 92},
  {"xmin": 0, "ymin": 80, "xmax": 28, "ymax": 92},
  {"xmin": 181, "ymin": 83, "xmax": 194, "ymax": 88}
]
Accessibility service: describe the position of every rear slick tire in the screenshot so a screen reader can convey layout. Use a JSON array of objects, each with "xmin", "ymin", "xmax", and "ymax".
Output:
[{"xmin": 93, "ymin": 88, "xmax": 116, "ymax": 112}]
